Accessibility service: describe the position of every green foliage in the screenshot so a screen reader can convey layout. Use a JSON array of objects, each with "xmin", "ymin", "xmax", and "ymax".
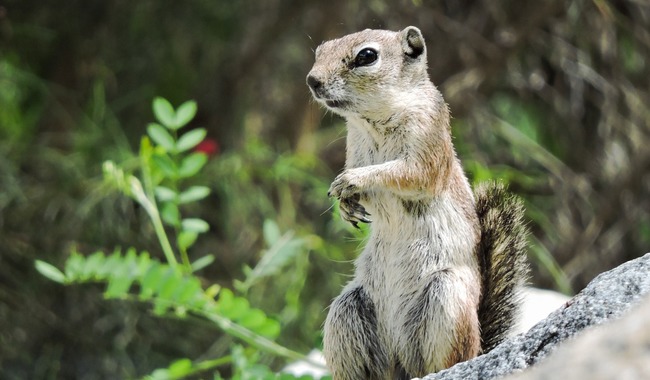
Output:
[
  {"xmin": 205, "ymin": 134, "xmax": 355, "ymax": 353},
  {"xmin": 0, "ymin": 60, "xmax": 41, "ymax": 145},
  {"xmin": 37, "ymin": 248, "xmax": 281, "ymax": 340},
  {"xmin": 147, "ymin": 97, "xmax": 210, "ymax": 266},
  {"xmin": 102, "ymin": 97, "xmax": 213, "ymax": 270},
  {"xmin": 34, "ymin": 260, "xmax": 66, "ymax": 284},
  {"xmin": 146, "ymin": 345, "xmax": 327, "ymax": 380},
  {"xmin": 147, "ymin": 357, "xmax": 231, "ymax": 380},
  {"xmin": 34, "ymin": 247, "xmax": 322, "ymax": 378},
  {"xmin": 34, "ymin": 98, "xmax": 326, "ymax": 379},
  {"xmin": 236, "ymin": 220, "xmax": 323, "ymax": 293},
  {"xmin": 226, "ymin": 346, "xmax": 327, "ymax": 380}
]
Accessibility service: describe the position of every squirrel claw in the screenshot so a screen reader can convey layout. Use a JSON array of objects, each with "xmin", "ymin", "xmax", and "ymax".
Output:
[
  {"xmin": 329, "ymin": 171, "xmax": 362, "ymax": 199},
  {"xmin": 340, "ymin": 196, "xmax": 372, "ymax": 227}
]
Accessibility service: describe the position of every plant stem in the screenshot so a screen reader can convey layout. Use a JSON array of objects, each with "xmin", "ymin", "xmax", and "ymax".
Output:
[
  {"xmin": 141, "ymin": 356, "xmax": 233, "ymax": 380},
  {"xmin": 187, "ymin": 356, "xmax": 233, "ymax": 377},
  {"xmin": 149, "ymin": 205, "xmax": 180, "ymax": 269},
  {"xmin": 178, "ymin": 239, "xmax": 192, "ymax": 269},
  {"xmin": 117, "ymin": 292, "xmax": 325, "ymax": 369},
  {"xmin": 201, "ymin": 310, "xmax": 321, "ymax": 366},
  {"xmin": 138, "ymin": 155, "xmax": 179, "ymax": 269},
  {"xmin": 170, "ymin": 129, "xmax": 192, "ymax": 271}
]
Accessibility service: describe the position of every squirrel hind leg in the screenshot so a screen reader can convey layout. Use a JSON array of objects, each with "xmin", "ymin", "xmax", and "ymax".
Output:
[
  {"xmin": 398, "ymin": 269, "xmax": 481, "ymax": 376},
  {"xmin": 393, "ymin": 361, "xmax": 412, "ymax": 380},
  {"xmin": 323, "ymin": 286, "xmax": 390, "ymax": 380}
]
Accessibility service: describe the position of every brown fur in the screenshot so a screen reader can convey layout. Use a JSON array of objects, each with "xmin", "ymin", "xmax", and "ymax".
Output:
[{"xmin": 445, "ymin": 299, "xmax": 482, "ymax": 368}]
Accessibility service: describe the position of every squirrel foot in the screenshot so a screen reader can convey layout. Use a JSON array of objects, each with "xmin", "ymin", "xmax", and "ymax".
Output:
[{"xmin": 339, "ymin": 195, "xmax": 371, "ymax": 228}]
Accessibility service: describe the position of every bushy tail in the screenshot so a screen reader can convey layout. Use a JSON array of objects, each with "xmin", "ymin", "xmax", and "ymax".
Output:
[{"xmin": 474, "ymin": 182, "xmax": 529, "ymax": 352}]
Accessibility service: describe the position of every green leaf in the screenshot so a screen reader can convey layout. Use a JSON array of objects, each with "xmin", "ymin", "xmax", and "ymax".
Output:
[
  {"xmin": 191, "ymin": 254, "xmax": 215, "ymax": 272},
  {"xmin": 161, "ymin": 202, "xmax": 181, "ymax": 227},
  {"xmin": 176, "ymin": 128, "xmax": 207, "ymax": 153},
  {"xmin": 174, "ymin": 277, "xmax": 203, "ymax": 304},
  {"xmin": 64, "ymin": 252, "xmax": 85, "ymax": 279},
  {"xmin": 151, "ymin": 154, "xmax": 178, "ymax": 178},
  {"xmin": 149, "ymin": 369, "xmax": 172, "ymax": 380},
  {"xmin": 152, "ymin": 298, "xmax": 172, "ymax": 316},
  {"xmin": 242, "ymin": 230, "xmax": 304, "ymax": 290},
  {"xmin": 105, "ymin": 275, "xmax": 134, "ymax": 299},
  {"xmin": 178, "ymin": 186, "xmax": 210, "ymax": 204},
  {"xmin": 135, "ymin": 251, "xmax": 152, "ymax": 277},
  {"xmin": 147, "ymin": 123, "xmax": 175, "ymax": 151},
  {"xmin": 175, "ymin": 100, "xmax": 197, "ymax": 129},
  {"xmin": 205, "ymin": 283, "xmax": 221, "ymax": 299},
  {"xmin": 178, "ymin": 231, "xmax": 198, "ymax": 251},
  {"xmin": 168, "ymin": 358, "xmax": 193, "ymax": 377},
  {"xmin": 217, "ymin": 288, "xmax": 234, "ymax": 308},
  {"xmin": 35, "ymin": 260, "xmax": 66, "ymax": 283},
  {"xmin": 97, "ymin": 251, "xmax": 123, "ymax": 278},
  {"xmin": 221, "ymin": 295, "xmax": 249, "ymax": 320},
  {"xmin": 150, "ymin": 269, "xmax": 181, "ymax": 316},
  {"xmin": 153, "ymin": 97, "xmax": 177, "ymax": 129},
  {"xmin": 139, "ymin": 136, "xmax": 154, "ymax": 157},
  {"xmin": 154, "ymin": 186, "xmax": 178, "ymax": 202},
  {"xmin": 158, "ymin": 270, "xmax": 181, "ymax": 300},
  {"xmin": 182, "ymin": 218, "xmax": 209, "ymax": 233},
  {"xmin": 141, "ymin": 263, "xmax": 165, "ymax": 299},
  {"xmin": 83, "ymin": 251, "xmax": 106, "ymax": 280},
  {"xmin": 262, "ymin": 219, "xmax": 281, "ymax": 245},
  {"xmin": 178, "ymin": 153, "xmax": 207, "ymax": 178},
  {"xmin": 256, "ymin": 319, "xmax": 281, "ymax": 338},
  {"xmin": 122, "ymin": 248, "xmax": 138, "ymax": 275},
  {"xmin": 239, "ymin": 308, "xmax": 267, "ymax": 330}
]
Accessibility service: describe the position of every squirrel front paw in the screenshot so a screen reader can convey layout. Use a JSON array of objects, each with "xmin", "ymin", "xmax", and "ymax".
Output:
[
  {"xmin": 328, "ymin": 171, "xmax": 371, "ymax": 228},
  {"xmin": 328, "ymin": 170, "xmax": 362, "ymax": 199}
]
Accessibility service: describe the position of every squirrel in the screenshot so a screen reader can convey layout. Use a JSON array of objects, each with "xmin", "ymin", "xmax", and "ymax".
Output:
[{"xmin": 306, "ymin": 26, "xmax": 529, "ymax": 379}]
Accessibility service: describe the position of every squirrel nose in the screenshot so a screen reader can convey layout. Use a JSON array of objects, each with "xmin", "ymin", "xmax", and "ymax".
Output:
[{"xmin": 306, "ymin": 74, "xmax": 323, "ymax": 92}]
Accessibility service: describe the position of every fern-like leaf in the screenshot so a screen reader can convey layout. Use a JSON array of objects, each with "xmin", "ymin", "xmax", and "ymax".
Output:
[{"xmin": 48, "ymin": 249, "xmax": 283, "ymax": 342}]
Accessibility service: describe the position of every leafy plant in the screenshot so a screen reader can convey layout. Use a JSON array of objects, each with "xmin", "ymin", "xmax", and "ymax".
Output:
[
  {"xmin": 145, "ymin": 345, "xmax": 325, "ymax": 380},
  {"xmin": 235, "ymin": 219, "xmax": 322, "ymax": 293},
  {"xmin": 35, "ymin": 249, "xmax": 305, "ymax": 374},
  {"xmin": 35, "ymin": 98, "xmax": 326, "ymax": 378}
]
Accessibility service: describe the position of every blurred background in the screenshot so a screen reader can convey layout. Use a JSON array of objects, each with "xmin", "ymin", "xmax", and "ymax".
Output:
[{"xmin": 1, "ymin": 0, "xmax": 649, "ymax": 378}]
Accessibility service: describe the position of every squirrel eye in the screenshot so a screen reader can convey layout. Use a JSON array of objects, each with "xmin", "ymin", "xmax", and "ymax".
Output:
[{"xmin": 354, "ymin": 48, "xmax": 378, "ymax": 67}]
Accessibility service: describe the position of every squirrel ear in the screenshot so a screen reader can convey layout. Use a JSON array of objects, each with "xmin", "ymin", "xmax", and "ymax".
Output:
[{"xmin": 401, "ymin": 26, "xmax": 425, "ymax": 59}]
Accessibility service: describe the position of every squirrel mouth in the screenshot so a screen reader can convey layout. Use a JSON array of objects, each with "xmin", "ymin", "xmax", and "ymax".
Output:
[{"xmin": 325, "ymin": 99, "xmax": 349, "ymax": 108}]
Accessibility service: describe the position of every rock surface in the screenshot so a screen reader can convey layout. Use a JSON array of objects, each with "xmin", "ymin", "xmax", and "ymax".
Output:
[
  {"xmin": 417, "ymin": 252, "xmax": 650, "ymax": 380},
  {"xmin": 505, "ymin": 294, "xmax": 650, "ymax": 380}
]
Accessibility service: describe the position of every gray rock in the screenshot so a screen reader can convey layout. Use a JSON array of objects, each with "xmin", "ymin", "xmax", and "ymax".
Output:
[
  {"xmin": 504, "ymin": 294, "xmax": 650, "ymax": 380},
  {"xmin": 416, "ymin": 252, "xmax": 650, "ymax": 380}
]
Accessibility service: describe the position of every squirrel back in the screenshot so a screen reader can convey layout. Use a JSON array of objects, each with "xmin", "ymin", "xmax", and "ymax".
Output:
[{"xmin": 475, "ymin": 182, "xmax": 529, "ymax": 352}]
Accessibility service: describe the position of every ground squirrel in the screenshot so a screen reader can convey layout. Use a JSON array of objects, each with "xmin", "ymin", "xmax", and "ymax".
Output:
[{"xmin": 307, "ymin": 26, "xmax": 529, "ymax": 379}]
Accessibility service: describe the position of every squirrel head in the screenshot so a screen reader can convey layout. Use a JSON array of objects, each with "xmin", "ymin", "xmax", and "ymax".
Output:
[{"xmin": 306, "ymin": 26, "xmax": 434, "ymax": 120}]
